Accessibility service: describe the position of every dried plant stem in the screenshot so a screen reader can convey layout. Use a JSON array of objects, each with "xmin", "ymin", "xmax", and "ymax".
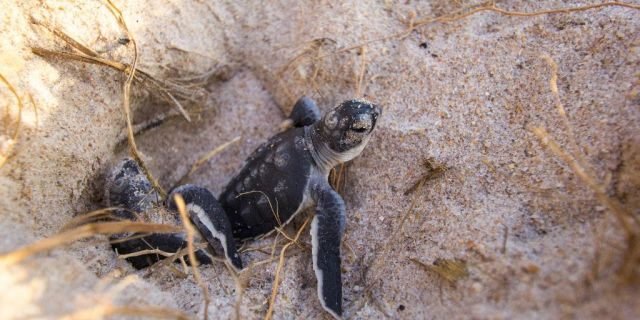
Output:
[
  {"xmin": 61, "ymin": 304, "xmax": 192, "ymax": 320},
  {"xmin": 366, "ymin": 179, "xmax": 425, "ymax": 283},
  {"xmin": 0, "ymin": 73, "xmax": 23, "ymax": 169},
  {"xmin": 104, "ymin": 0, "xmax": 168, "ymax": 198},
  {"xmin": 105, "ymin": 305, "xmax": 192, "ymax": 319},
  {"xmin": 355, "ymin": 46, "xmax": 367, "ymax": 97},
  {"xmin": 533, "ymin": 127, "xmax": 640, "ymax": 280},
  {"xmin": 330, "ymin": 163, "xmax": 347, "ymax": 193},
  {"xmin": 118, "ymin": 248, "xmax": 182, "ymax": 260},
  {"xmin": 534, "ymin": 54, "xmax": 640, "ymax": 281},
  {"xmin": 60, "ymin": 207, "xmax": 121, "ymax": 231},
  {"xmin": 264, "ymin": 216, "xmax": 311, "ymax": 320},
  {"xmin": 355, "ymin": 158, "xmax": 446, "ymax": 314},
  {"xmin": 413, "ymin": 2, "xmax": 640, "ymax": 27},
  {"xmin": 30, "ymin": 16, "xmax": 97, "ymax": 57},
  {"xmin": 174, "ymin": 194, "xmax": 210, "ymax": 320},
  {"xmin": 0, "ymin": 221, "xmax": 181, "ymax": 265},
  {"xmin": 233, "ymin": 265, "xmax": 246, "ymax": 320},
  {"xmin": 532, "ymin": 128, "xmax": 636, "ymax": 237},
  {"xmin": 237, "ymin": 190, "xmax": 282, "ymax": 227},
  {"xmin": 540, "ymin": 55, "xmax": 596, "ymax": 179},
  {"xmin": 30, "ymin": 48, "xmax": 199, "ymax": 110},
  {"xmin": 318, "ymin": 2, "xmax": 640, "ymax": 60}
]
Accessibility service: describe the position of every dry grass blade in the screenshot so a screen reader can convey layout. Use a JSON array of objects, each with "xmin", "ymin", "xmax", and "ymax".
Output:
[
  {"xmin": 36, "ymin": 47, "xmax": 198, "ymax": 121},
  {"xmin": 61, "ymin": 304, "xmax": 192, "ymax": 320},
  {"xmin": 0, "ymin": 73, "xmax": 23, "ymax": 169},
  {"xmin": 32, "ymin": 2, "xmax": 210, "ymax": 197},
  {"xmin": 103, "ymin": 0, "xmax": 168, "ymax": 199},
  {"xmin": 0, "ymin": 221, "xmax": 181, "ymax": 265},
  {"xmin": 412, "ymin": 1, "xmax": 640, "ymax": 28},
  {"xmin": 105, "ymin": 306, "xmax": 192, "ymax": 319},
  {"xmin": 404, "ymin": 158, "xmax": 449, "ymax": 196},
  {"xmin": 264, "ymin": 216, "xmax": 311, "ymax": 320},
  {"xmin": 227, "ymin": 258, "xmax": 254, "ymax": 320},
  {"xmin": 353, "ymin": 157, "xmax": 447, "ymax": 314},
  {"xmin": 144, "ymin": 242, "xmax": 213, "ymax": 275},
  {"xmin": 31, "ymin": 47, "xmax": 196, "ymax": 118},
  {"xmin": 237, "ymin": 191, "xmax": 283, "ymax": 230},
  {"xmin": 30, "ymin": 18, "xmax": 99, "ymax": 57},
  {"xmin": 410, "ymin": 258, "xmax": 469, "ymax": 284},
  {"xmin": 177, "ymin": 136, "xmax": 241, "ymax": 185},
  {"xmin": 32, "ymin": 47, "xmax": 128, "ymax": 72},
  {"xmin": 355, "ymin": 46, "xmax": 367, "ymax": 97},
  {"xmin": 374, "ymin": 178, "xmax": 424, "ymax": 270},
  {"xmin": 533, "ymin": 127, "xmax": 640, "ymax": 282},
  {"xmin": 275, "ymin": 38, "xmax": 336, "ymax": 106},
  {"xmin": 60, "ymin": 207, "xmax": 121, "ymax": 231},
  {"xmin": 540, "ymin": 55, "xmax": 595, "ymax": 180},
  {"xmin": 329, "ymin": 163, "xmax": 347, "ymax": 193},
  {"xmin": 174, "ymin": 194, "xmax": 210, "ymax": 320},
  {"xmin": 532, "ymin": 128, "xmax": 637, "ymax": 237},
  {"xmin": 116, "ymin": 245, "xmax": 204, "ymax": 260},
  {"xmin": 533, "ymin": 55, "xmax": 640, "ymax": 281},
  {"xmin": 316, "ymin": 2, "xmax": 640, "ymax": 60}
]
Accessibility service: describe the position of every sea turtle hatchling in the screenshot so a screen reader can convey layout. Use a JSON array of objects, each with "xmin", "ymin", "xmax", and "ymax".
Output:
[{"xmin": 105, "ymin": 96, "xmax": 381, "ymax": 318}]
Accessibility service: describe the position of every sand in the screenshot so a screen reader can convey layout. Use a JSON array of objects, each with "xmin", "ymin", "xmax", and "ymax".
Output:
[{"xmin": 1, "ymin": 0, "xmax": 639, "ymax": 319}]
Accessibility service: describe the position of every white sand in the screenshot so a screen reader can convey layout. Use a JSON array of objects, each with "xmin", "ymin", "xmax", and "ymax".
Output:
[{"xmin": 1, "ymin": 1, "xmax": 639, "ymax": 319}]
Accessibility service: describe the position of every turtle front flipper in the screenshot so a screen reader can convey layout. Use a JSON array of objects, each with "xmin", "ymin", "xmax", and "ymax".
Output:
[
  {"xmin": 167, "ymin": 185, "xmax": 243, "ymax": 271},
  {"xmin": 106, "ymin": 158, "xmax": 198, "ymax": 269},
  {"xmin": 290, "ymin": 96, "xmax": 321, "ymax": 127},
  {"xmin": 310, "ymin": 182, "xmax": 346, "ymax": 319}
]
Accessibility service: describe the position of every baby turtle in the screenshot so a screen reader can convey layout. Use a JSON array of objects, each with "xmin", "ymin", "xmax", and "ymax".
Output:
[{"xmin": 105, "ymin": 96, "xmax": 381, "ymax": 318}]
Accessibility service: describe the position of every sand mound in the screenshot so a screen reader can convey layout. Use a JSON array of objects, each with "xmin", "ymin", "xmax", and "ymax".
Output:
[{"xmin": 1, "ymin": 1, "xmax": 639, "ymax": 319}]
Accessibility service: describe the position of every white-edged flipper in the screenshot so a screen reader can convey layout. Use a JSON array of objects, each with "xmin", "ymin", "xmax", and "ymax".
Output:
[
  {"xmin": 168, "ymin": 185, "xmax": 243, "ymax": 270},
  {"xmin": 310, "ymin": 183, "xmax": 346, "ymax": 319}
]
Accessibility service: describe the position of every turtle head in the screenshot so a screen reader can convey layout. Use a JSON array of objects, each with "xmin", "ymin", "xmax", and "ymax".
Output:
[{"xmin": 310, "ymin": 99, "xmax": 381, "ymax": 169}]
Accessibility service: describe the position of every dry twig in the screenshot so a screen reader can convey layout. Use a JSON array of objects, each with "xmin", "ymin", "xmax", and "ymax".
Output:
[
  {"xmin": 60, "ymin": 207, "xmax": 122, "ymax": 231},
  {"xmin": 532, "ymin": 55, "xmax": 640, "ymax": 281},
  {"xmin": 316, "ymin": 2, "xmax": 640, "ymax": 60},
  {"xmin": 264, "ymin": 216, "xmax": 312, "ymax": 320},
  {"xmin": 353, "ymin": 157, "xmax": 448, "ymax": 315},
  {"xmin": 104, "ymin": 0, "xmax": 167, "ymax": 198},
  {"xmin": 174, "ymin": 194, "xmax": 211, "ymax": 320},
  {"xmin": 355, "ymin": 46, "xmax": 368, "ymax": 97},
  {"xmin": 410, "ymin": 258, "xmax": 469, "ymax": 284},
  {"xmin": 0, "ymin": 73, "xmax": 23, "ymax": 169},
  {"xmin": 0, "ymin": 221, "xmax": 181, "ymax": 265},
  {"xmin": 61, "ymin": 304, "xmax": 192, "ymax": 320}
]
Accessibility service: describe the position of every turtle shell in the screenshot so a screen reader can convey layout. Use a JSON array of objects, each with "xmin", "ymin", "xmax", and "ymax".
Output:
[{"xmin": 219, "ymin": 126, "xmax": 314, "ymax": 239}]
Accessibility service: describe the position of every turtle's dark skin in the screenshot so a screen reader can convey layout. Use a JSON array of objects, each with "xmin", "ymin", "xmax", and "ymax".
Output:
[{"xmin": 105, "ymin": 96, "xmax": 381, "ymax": 319}]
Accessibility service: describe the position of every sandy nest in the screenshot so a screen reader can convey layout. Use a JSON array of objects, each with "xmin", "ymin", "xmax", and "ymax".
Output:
[{"xmin": 1, "ymin": 1, "xmax": 639, "ymax": 319}]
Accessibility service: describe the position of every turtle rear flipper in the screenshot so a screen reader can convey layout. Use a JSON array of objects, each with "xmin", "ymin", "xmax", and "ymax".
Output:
[{"xmin": 105, "ymin": 159, "xmax": 211, "ymax": 268}]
